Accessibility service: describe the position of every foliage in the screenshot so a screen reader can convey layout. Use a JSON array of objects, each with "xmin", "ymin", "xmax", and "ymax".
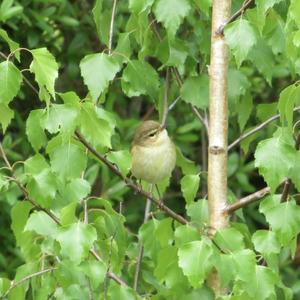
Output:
[{"xmin": 0, "ymin": 0, "xmax": 300, "ymax": 299}]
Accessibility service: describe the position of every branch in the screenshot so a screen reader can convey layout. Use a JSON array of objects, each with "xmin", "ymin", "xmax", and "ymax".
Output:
[
  {"xmin": 281, "ymin": 179, "xmax": 291, "ymax": 202},
  {"xmin": 133, "ymin": 186, "xmax": 153, "ymax": 291},
  {"xmin": 74, "ymin": 131, "xmax": 188, "ymax": 225},
  {"xmin": 108, "ymin": 0, "xmax": 118, "ymax": 55},
  {"xmin": 216, "ymin": 0, "xmax": 254, "ymax": 35},
  {"xmin": 161, "ymin": 68, "xmax": 170, "ymax": 128},
  {"xmin": 1, "ymin": 268, "xmax": 57, "ymax": 299},
  {"xmin": 228, "ymin": 106, "xmax": 300, "ymax": 151},
  {"xmin": 224, "ymin": 187, "xmax": 271, "ymax": 214}
]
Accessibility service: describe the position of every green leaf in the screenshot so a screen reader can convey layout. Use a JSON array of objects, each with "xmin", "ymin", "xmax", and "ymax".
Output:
[
  {"xmin": 290, "ymin": 152, "xmax": 300, "ymax": 192},
  {"xmin": 0, "ymin": 29, "xmax": 20, "ymax": 61},
  {"xmin": 278, "ymin": 84, "xmax": 300, "ymax": 130},
  {"xmin": 175, "ymin": 225, "xmax": 200, "ymax": 246},
  {"xmin": 225, "ymin": 19, "xmax": 257, "ymax": 67},
  {"xmin": 60, "ymin": 202, "xmax": 78, "ymax": 226},
  {"xmin": 121, "ymin": 60, "xmax": 159, "ymax": 100},
  {"xmin": 180, "ymin": 75, "xmax": 209, "ymax": 109},
  {"xmin": 214, "ymin": 228, "xmax": 245, "ymax": 252},
  {"xmin": 62, "ymin": 178, "xmax": 91, "ymax": 203},
  {"xmin": 154, "ymin": 245, "xmax": 187, "ymax": 288},
  {"xmin": 55, "ymin": 222, "xmax": 97, "ymax": 263},
  {"xmin": 0, "ymin": 103, "xmax": 14, "ymax": 133},
  {"xmin": 11, "ymin": 202, "xmax": 33, "ymax": 246},
  {"xmin": 186, "ymin": 200, "xmax": 208, "ymax": 228},
  {"xmin": 25, "ymin": 154, "xmax": 57, "ymax": 207},
  {"xmin": 248, "ymin": 38, "xmax": 275, "ymax": 84},
  {"xmin": 43, "ymin": 103, "xmax": 79, "ymax": 139},
  {"xmin": 0, "ymin": 60, "xmax": 22, "ymax": 104},
  {"xmin": 180, "ymin": 174, "xmax": 200, "ymax": 204},
  {"xmin": 193, "ymin": 0, "xmax": 212, "ymax": 17},
  {"xmin": 228, "ymin": 69, "xmax": 250, "ymax": 105},
  {"xmin": 30, "ymin": 48, "xmax": 58, "ymax": 101},
  {"xmin": 0, "ymin": 0, "xmax": 23, "ymax": 22},
  {"xmin": 178, "ymin": 238, "xmax": 214, "ymax": 288},
  {"xmin": 50, "ymin": 143, "xmax": 87, "ymax": 180},
  {"xmin": 153, "ymin": 0, "xmax": 191, "ymax": 38},
  {"xmin": 129, "ymin": 0, "xmax": 154, "ymax": 14},
  {"xmin": 26, "ymin": 168, "xmax": 57, "ymax": 207},
  {"xmin": 106, "ymin": 150, "xmax": 132, "ymax": 177},
  {"xmin": 79, "ymin": 102, "xmax": 114, "ymax": 148},
  {"xmin": 237, "ymin": 92, "xmax": 253, "ymax": 131},
  {"xmin": 289, "ymin": 0, "xmax": 300, "ymax": 27},
  {"xmin": 252, "ymin": 230, "xmax": 281, "ymax": 255},
  {"xmin": 92, "ymin": 0, "xmax": 103, "ymax": 42},
  {"xmin": 251, "ymin": 266, "xmax": 278, "ymax": 300},
  {"xmin": 24, "ymin": 211, "xmax": 58, "ymax": 236},
  {"xmin": 80, "ymin": 260, "xmax": 106, "ymax": 289},
  {"xmin": 176, "ymin": 146, "xmax": 199, "ymax": 175},
  {"xmin": 254, "ymin": 129, "xmax": 296, "ymax": 192},
  {"xmin": 26, "ymin": 109, "xmax": 47, "ymax": 151},
  {"xmin": 108, "ymin": 283, "xmax": 137, "ymax": 300},
  {"xmin": 139, "ymin": 218, "xmax": 173, "ymax": 258},
  {"xmin": 259, "ymin": 196, "xmax": 300, "ymax": 247},
  {"xmin": 80, "ymin": 53, "xmax": 120, "ymax": 102},
  {"xmin": 256, "ymin": 0, "xmax": 284, "ymax": 14}
]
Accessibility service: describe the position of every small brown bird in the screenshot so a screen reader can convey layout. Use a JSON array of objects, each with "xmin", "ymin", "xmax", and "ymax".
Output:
[{"xmin": 131, "ymin": 120, "xmax": 176, "ymax": 183}]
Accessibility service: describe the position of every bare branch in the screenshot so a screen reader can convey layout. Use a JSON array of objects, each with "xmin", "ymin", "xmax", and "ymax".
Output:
[
  {"xmin": 224, "ymin": 187, "xmax": 271, "ymax": 214},
  {"xmin": 75, "ymin": 131, "xmax": 188, "ymax": 225},
  {"xmin": 216, "ymin": 0, "xmax": 254, "ymax": 35},
  {"xmin": 1, "ymin": 268, "xmax": 57, "ymax": 299},
  {"xmin": 228, "ymin": 106, "xmax": 300, "ymax": 151},
  {"xmin": 108, "ymin": 0, "xmax": 118, "ymax": 55}
]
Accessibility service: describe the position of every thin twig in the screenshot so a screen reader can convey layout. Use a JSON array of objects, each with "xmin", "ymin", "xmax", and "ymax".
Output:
[
  {"xmin": 192, "ymin": 106, "xmax": 209, "ymax": 135},
  {"xmin": 228, "ymin": 106, "xmax": 300, "ymax": 151},
  {"xmin": 168, "ymin": 96, "xmax": 181, "ymax": 112},
  {"xmin": 1, "ymin": 268, "xmax": 57, "ymax": 299},
  {"xmin": 281, "ymin": 179, "xmax": 291, "ymax": 202},
  {"xmin": 133, "ymin": 185, "xmax": 153, "ymax": 291},
  {"xmin": 75, "ymin": 131, "xmax": 188, "ymax": 225},
  {"xmin": 161, "ymin": 69, "xmax": 170, "ymax": 128},
  {"xmin": 104, "ymin": 225, "xmax": 119, "ymax": 299},
  {"xmin": 224, "ymin": 187, "xmax": 271, "ymax": 214},
  {"xmin": 216, "ymin": 0, "xmax": 254, "ymax": 35},
  {"xmin": 108, "ymin": 0, "xmax": 118, "ymax": 55}
]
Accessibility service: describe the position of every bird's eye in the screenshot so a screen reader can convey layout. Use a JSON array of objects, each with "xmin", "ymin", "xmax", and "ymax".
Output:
[{"xmin": 148, "ymin": 131, "xmax": 156, "ymax": 138}]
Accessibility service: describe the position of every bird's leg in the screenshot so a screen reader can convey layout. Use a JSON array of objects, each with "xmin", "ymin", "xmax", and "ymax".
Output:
[{"xmin": 155, "ymin": 184, "xmax": 164, "ymax": 208}]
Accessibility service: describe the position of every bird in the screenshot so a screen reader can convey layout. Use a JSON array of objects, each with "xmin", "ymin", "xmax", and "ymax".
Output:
[{"xmin": 131, "ymin": 120, "xmax": 176, "ymax": 184}]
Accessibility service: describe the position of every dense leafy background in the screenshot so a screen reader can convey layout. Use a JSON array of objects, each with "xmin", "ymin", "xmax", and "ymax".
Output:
[{"xmin": 1, "ymin": 0, "xmax": 300, "ymax": 299}]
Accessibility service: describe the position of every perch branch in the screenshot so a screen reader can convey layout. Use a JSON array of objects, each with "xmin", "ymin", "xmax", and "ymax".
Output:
[
  {"xmin": 74, "ymin": 131, "xmax": 188, "ymax": 225},
  {"xmin": 225, "ymin": 187, "xmax": 271, "ymax": 214}
]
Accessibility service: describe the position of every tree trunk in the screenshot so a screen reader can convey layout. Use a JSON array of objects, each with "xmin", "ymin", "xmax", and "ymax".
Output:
[{"xmin": 208, "ymin": 0, "xmax": 231, "ymax": 294}]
